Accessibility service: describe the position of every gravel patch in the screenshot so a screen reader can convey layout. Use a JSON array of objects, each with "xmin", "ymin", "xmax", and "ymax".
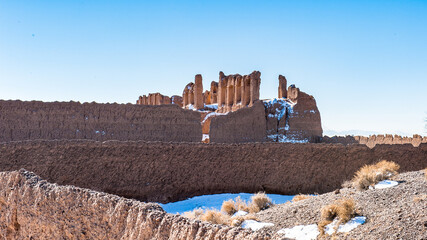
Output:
[{"xmin": 256, "ymin": 170, "xmax": 427, "ymax": 239}]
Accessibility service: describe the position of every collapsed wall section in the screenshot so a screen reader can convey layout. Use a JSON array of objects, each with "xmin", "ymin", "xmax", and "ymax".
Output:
[
  {"xmin": 0, "ymin": 140, "xmax": 425, "ymax": 204},
  {"xmin": 0, "ymin": 170, "xmax": 266, "ymax": 240},
  {"xmin": 0, "ymin": 100, "xmax": 202, "ymax": 142}
]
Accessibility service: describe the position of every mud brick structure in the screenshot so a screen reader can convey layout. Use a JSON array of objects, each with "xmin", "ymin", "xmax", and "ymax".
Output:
[
  {"xmin": 0, "ymin": 100, "xmax": 201, "ymax": 142},
  {"xmin": 278, "ymin": 75, "xmax": 287, "ymax": 98}
]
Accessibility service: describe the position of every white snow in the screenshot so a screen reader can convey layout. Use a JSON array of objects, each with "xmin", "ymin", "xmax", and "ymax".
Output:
[
  {"xmin": 277, "ymin": 216, "xmax": 366, "ymax": 240},
  {"xmin": 262, "ymin": 98, "xmax": 295, "ymax": 121},
  {"xmin": 369, "ymin": 180, "xmax": 399, "ymax": 189},
  {"xmin": 186, "ymin": 104, "xmax": 194, "ymax": 110},
  {"xmin": 241, "ymin": 220, "xmax": 274, "ymax": 231},
  {"xmin": 202, "ymin": 112, "xmax": 228, "ymax": 123},
  {"xmin": 325, "ymin": 216, "xmax": 366, "ymax": 234},
  {"xmin": 159, "ymin": 193, "xmax": 294, "ymax": 214},
  {"xmin": 232, "ymin": 210, "xmax": 248, "ymax": 217},
  {"xmin": 267, "ymin": 134, "xmax": 309, "ymax": 143},
  {"xmin": 205, "ymin": 103, "xmax": 218, "ymax": 110},
  {"xmin": 277, "ymin": 224, "xmax": 319, "ymax": 240},
  {"xmin": 202, "ymin": 134, "xmax": 209, "ymax": 141}
]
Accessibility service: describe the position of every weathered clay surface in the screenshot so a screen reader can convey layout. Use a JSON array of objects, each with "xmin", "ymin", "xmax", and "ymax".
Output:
[
  {"xmin": 286, "ymin": 91, "xmax": 323, "ymax": 142},
  {"xmin": 209, "ymin": 101, "xmax": 267, "ymax": 143},
  {"xmin": 322, "ymin": 134, "xmax": 427, "ymax": 148},
  {"xmin": 0, "ymin": 170, "xmax": 270, "ymax": 240},
  {"xmin": 0, "ymin": 100, "xmax": 202, "ymax": 142},
  {"xmin": 0, "ymin": 140, "xmax": 426, "ymax": 204}
]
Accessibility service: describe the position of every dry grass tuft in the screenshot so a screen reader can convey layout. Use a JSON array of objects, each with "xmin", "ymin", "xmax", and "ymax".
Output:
[
  {"xmin": 229, "ymin": 214, "xmax": 258, "ymax": 227},
  {"xmin": 413, "ymin": 194, "xmax": 427, "ymax": 203},
  {"xmin": 220, "ymin": 192, "xmax": 273, "ymax": 215},
  {"xmin": 424, "ymin": 168, "xmax": 427, "ymax": 180},
  {"xmin": 221, "ymin": 199, "xmax": 237, "ymax": 215},
  {"xmin": 182, "ymin": 208, "xmax": 204, "ymax": 220},
  {"xmin": 352, "ymin": 160, "xmax": 400, "ymax": 190},
  {"xmin": 318, "ymin": 198, "xmax": 356, "ymax": 236},
  {"xmin": 200, "ymin": 210, "xmax": 230, "ymax": 225},
  {"xmin": 183, "ymin": 192, "xmax": 271, "ymax": 227},
  {"xmin": 292, "ymin": 194, "xmax": 311, "ymax": 202},
  {"xmin": 248, "ymin": 192, "xmax": 273, "ymax": 213}
]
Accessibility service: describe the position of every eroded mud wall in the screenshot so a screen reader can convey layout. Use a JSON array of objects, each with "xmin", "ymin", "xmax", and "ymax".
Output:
[
  {"xmin": 209, "ymin": 101, "xmax": 267, "ymax": 143},
  {"xmin": 0, "ymin": 100, "xmax": 202, "ymax": 142},
  {"xmin": 0, "ymin": 170, "xmax": 266, "ymax": 240},
  {"xmin": 0, "ymin": 140, "xmax": 426, "ymax": 203}
]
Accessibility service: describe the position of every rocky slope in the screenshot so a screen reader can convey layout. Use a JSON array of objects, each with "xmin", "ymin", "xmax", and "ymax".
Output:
[{"xmin": 256, "ymin": 170, "xmax": 427, "ymax": 239}]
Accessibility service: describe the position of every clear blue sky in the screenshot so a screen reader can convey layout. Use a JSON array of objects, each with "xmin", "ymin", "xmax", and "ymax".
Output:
[{"xmin": 1, "ymin": 0, "xmax": 426, "ymax": 135}]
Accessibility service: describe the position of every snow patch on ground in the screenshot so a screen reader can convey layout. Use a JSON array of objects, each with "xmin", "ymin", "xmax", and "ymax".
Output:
[
  {"xmin": 277, "ymin": 216, "xmax": 366, "ymax": 240},
  {"xmin": 277, "ymin": 224, "xmax": 319, "ymax": 240},
  {"xmin": 232, "ymin": 210, "xmax": 248, "ymax": 217},
  {"xmin": 325, "ymin": 216, "xmax": 366, "ymax": 235},
  {"xmin": 202, "ymin": 134, "xmax": 209, "ymax": 141},
  {"xmin": 370, "ymin": 180, "xmax": 399, "ymax": 189},
  {"xmin": 241, "ymin": 220, "xmax": 274, "ymax": 231},
  {"xmin": 159, "ymin": 193, "xmax": 294, "ymax": 214}
]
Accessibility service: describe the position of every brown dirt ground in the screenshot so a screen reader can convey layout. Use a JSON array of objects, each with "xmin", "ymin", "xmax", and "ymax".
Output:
[{"xmin": 255, "ymin": 170, "xmax": 427, "ymax": 239}]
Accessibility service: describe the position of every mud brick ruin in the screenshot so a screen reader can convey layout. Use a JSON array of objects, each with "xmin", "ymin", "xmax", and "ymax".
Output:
[{"xmin": 136, "ymin": 70, "xmax": 323, "ymax": 143}]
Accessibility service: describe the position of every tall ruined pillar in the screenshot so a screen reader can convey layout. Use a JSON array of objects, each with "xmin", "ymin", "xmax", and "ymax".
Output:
[
  {"xmin": 137, "ymin": 96, "xmax": 143, "ymax": 105},
  {"xmin": 217, "ymin": 72, "xmax": 226, "ymax": 108},
  {"xmin": 189, "ymin": 90, "xmax": 194, "ymax": 105},
  {"xmin": 210, "ymin": 81, "xmax": 218, "ymax": 104},
  {"xmin": 142, "ymin": 95, "xmax": 147, "ymax": 105},
  {"xmin": 183, "ymin": 89, "xmax": 188, "ymax": 108},
  {"xmin": 226, "ymin": 76, "xmax": 235, "ymax": 112},
  {"xmin": 249, "ymin": 71, "xmax": 261, "ymax": 107},
  {"xmin": 155, "ymin": 93, "xmax": 162, "ymax": 105},
  {"xmin": 204, "ymin": 90, "xmax": 211, "ymax": 105},
  {"xmin": 194, "ymin": 74, "xmax": 204, "ymax": 110},
  {"xmin": 242, "ymin": 75, "xmax": 251, "ymax": 106},
  {"xmin": 278, "ymin": 75, "xmax": 287, "ymax": 99},
  {"xmin": 234, "ymin": 75, "xmax": 242, "ymax": 107}
]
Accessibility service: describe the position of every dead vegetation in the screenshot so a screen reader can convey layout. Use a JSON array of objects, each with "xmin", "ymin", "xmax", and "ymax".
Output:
[
  {"xmin": 292, "ymin": 194, "xmax": 312, "ymax": 202},
  {"xmin": 318, "ymin": 198, "xmax": 356, "ymax": 237},
  {"xmin": 351, "ymin": 160, "xmax": 400, "ymax": 190},
  {"xmin": 182, "ymin": 192, "xmax": 273, "ymax": 227},
  {"xmin": 424, "ymin": 168, "xmax": 427, "ymax": 180}
]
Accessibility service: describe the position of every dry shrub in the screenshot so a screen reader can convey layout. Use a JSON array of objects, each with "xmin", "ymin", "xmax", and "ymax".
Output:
[
  {"xmin": 413, "ymin": 194, "xmax": 427, "ymax": 203},
  {"xmin": 183, "ymin": 192, "xmax": 272, "ymax": 227},
  {"xmin": 424, "ymin": 168, "xmax": 427, "ymax": 180},
  {"xmin": 200, "ymin": 210, "xmax": 230, "ymax": 225},
  {"xmin": 248, "ymin": 192, "xmax": 273, "ymax": 213},
  {"xmin": 318, "ymin": 198, "xmax": 356, "ymax": 236},
  {"xmin": 182, "ymin": 208, "xmax": 204, "ymax": 220},
  {"xmin": 235, "ymin": 196, "xmax": 250, "ymax": 212},
  {"xmin": 220, "ymin": 192, "xmax": 273, "ymax": 215},
  {"xmin": 229, "ymin": 214, "xmax": 258, "ymax": 227},
  {"xmin": 221, "ymin": 199, "xmax": 237, "ymax": 215},
  {"xmin": 352, "ymin": 160, "xmax": 400, "ymax": 190},
  {"xmin": 292, "ymin": 194, "xmax": 311, "ymax": 202}
]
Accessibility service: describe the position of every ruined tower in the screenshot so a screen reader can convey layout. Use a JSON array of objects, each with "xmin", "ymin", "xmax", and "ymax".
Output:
[
  {"xmin": 278, "ymin": 75, "xmax": 287, "ymax": 98},
  {"xmin": 194, "ymin": 74, "xmax": 204, "ymax": 110}
]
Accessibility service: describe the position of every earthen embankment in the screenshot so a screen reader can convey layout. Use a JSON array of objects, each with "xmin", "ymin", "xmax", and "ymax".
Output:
[{"xmin": 0, "ymin": 140, "xmax": 425, "ymax": 203}]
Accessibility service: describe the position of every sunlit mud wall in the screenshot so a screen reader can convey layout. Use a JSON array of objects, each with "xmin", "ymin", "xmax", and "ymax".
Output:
[
  {"xmin": 0, "ymin": 100, "xmax": 202, "ymax": 142},
  {"xmin": 0, "ymin": 140, "xmax": 425, "ymax": 203}
]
